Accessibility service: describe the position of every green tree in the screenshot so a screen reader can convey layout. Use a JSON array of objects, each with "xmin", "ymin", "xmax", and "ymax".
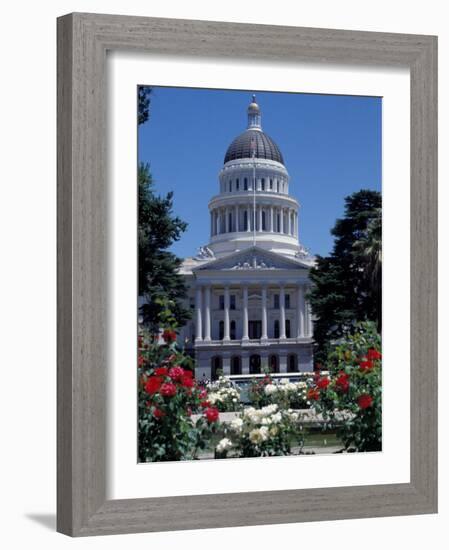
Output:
[
  {"xmin": 308, "ymin": 189, "xmax": 381, "ymax": 360},
  {"xmin": 138, "ymin": 87, "xmax": 191, "ymax": 330}
]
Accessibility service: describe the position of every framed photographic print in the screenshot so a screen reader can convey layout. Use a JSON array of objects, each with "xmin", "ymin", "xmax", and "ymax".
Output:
[{"xmin": 57, "ymin": 13, "xmax": 437, "ymax": 536}]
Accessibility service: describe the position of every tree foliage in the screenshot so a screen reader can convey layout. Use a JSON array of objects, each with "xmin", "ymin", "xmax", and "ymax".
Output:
[
  {"xmin": 138, "ymin": 86, "xmax": 191, "ymax": 330},
  {"xmin": 138, "ymin": 86, "xmax": 151, "ymax": 125},
  {"xmin": 308, "ymin": 189, "xmax": 382, "ymax": 360},
  {"xmin": 138, "ymin": 164, "xmax": 191, "ymax": 330}
]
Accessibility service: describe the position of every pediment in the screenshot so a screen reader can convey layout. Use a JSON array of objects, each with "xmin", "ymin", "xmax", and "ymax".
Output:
[{"xmin": 192, "ymin": 246, "xmax": 309, "ymax": 272}]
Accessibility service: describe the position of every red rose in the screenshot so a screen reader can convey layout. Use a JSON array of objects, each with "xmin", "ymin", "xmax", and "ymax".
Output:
[
  {"xmin": 335, "ymin": 372, "xmax": 350, "ymax": 393},
  {"xmin": 359, "ymin": 360, "xmax": 374, "ymax": 372},
  {"xmin": 153, "ymin": 407, "xmax": 165, "ymax": 419},
  {"xmin": 357, "ymin": 394, "xmax": 373, "ymax": 409},
  {"xmin": 183, "ymin": 369, "xmax": 194, "ymax": 378},
  {"xmin": 316, "ymin": 377, "xmax": 330, "ymax": 390},
  {"xmin": 154, "ymin": 367, "xmax": 168, "ymax": 376},
  {"xmin": 181, "ymin": 375, "xmax": 194, "ymax": 388},
  {"xmin": 138, "ymin": 355, "xmax": 146, "ymax": 367},
  {"xmin": 144, "ymin": 376, "xmax": 163, "ymax": 395},
  {"xmin": 204, "ymin": 407, "xmax": 219, "ymax": 423},
  {"xmin": 307, "ymin": 388, "xmax": 320, "ymax": 401},
  {"xmin": 199, "ymin": 389, "xmax": 208, "ymax": 400},
  {"xmin": 162, "ymin": 329, "xmax": 177, "ymax": 343},
  {"xmin": 200, "ymin": 400, "xmax": 210, "ymax": 408},
  {"xmin": 168, "ymin": 366, "xmax": 184, "ymax": 381},
  {"xmin": 367, "ymin": 348, "xmax": 382, "ymax": 361},
  {"xmin": 160, "ymin": 382, "xmax": 177, "ymax": 397}
]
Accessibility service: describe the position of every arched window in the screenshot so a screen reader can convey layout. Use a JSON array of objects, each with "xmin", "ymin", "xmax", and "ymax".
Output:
[
  {"xmin": 274, "ymin": 320, "xmax": 280, "ymax": 339},
  {"xmin": 250, "ymin": 354, "xmax": 261, "ymax": 374},
  {"xmin": 219, "ymin": 321, "xmax": 224, "ymax": 340},
  {"xmin": 262, "ymin": 210, "xmax": 266, "ymax": 231},
  {"xmin": 231, "ymin": 356, "xmax": 241, "ymax": 375},
  {"xmin": 269, "ymin": 354, "xmax": 279, "ymax": 373},
  {"xmin": 236, "ymin": 178, "xmax": 239, "ymax": 190},
  {"xmin": 230, "ymin": 320, "xmax": 236, "ymax": 340},
  {"xmin": 261, "ymin": 178, "xmax": 265, "ymax": 190},
  {"xmin": 270, "ymin": 178, "xmax": 273, "ymax": 190},
  {"xmin": 211, "ymin": 356, "xmax": 223, "ymax": 380},
  {"xmin": 244, "ymin": 210, "xmax": 248, "ymax": 230},
  {"xmin": 286, "ymin": 319, "xmax": 291, "ymax": 338},
  {"xmin": 287, "ymin": 354, "xmax": 298, "ymax": 373},
  {"xmin": 228, "ymin": 212, "xmax": 233, "ymax": 232},
  {"xmin": 244, "ymin": 177, "xmax": 248, "ymax": 190}
]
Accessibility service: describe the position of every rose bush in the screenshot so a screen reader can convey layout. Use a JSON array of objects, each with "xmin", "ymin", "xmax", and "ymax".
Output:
[
  {"xmin": 138, "ymin": 328, "xmax": 219, "ymax": 462},
  {"xmin": 216, "ymin": 404, "xmax": 303, "ymax": 458},
  {"xmin": 249, "ymin": 375, "xmax": 314, "ymax": 409},
  {"xmin": 206, "ymin": 376, "xmax": 242, "ymax": 412},
  {"xmin": 308, "ymin": 321, "xmax": 382, "ymax": 452}
]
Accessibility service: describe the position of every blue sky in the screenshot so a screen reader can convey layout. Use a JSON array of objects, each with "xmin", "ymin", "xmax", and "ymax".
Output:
[{"xmin": 138, "ymin": 87, "xmax": 381, "ymax": 258}]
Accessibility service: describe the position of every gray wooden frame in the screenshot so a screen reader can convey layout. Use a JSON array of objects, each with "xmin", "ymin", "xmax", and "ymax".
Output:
[{"xmin": 57, "ymin": 12, "xmax": 438, "ymax": 537}]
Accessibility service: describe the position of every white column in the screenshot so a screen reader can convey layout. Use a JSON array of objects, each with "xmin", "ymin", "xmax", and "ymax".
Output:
[
  {"xmin": 279, "ymin": 285, "xmax": 286, "ymax": 339},
  {"xmin": 195, "ymin": 286, "xmax": 203, "ymax": 342},
  {"xmin": 258, "ymin": 207, "xmax": 263, "ymax": 232},
  {"xmin": 296, "ymin": 212, "xmax": 299, "ymax": 237},
  {"xmin": 225, "ymin": 208, "xmax": 229, "ymax": 233},
  {"xmin": 270, "ymin": 206, "xmax": 274, "ymax": 232},
  {"xmin": 279, "ymin": 354, "xmax": 287, "ymax": 373},
  {"xmin": 204, "ymin": 285, "xmax": 211, "ymax": 341},
  {"xmin": 242, "ymin": 286, "xmax": 249, "ymax": 340},
  {"xmin": 280, "ymin": 208, "xmax": 284, "ymax": 234},
  {"xmin": 307, "ymin": 298, "xmax": 313, "ymax": 337},
  {"xmin": 235, "ymin": 205, "xmax": 239, "ymax": 232},
  {"xmin": 287, "ymin": 209, "xmax": 291, "ymax": 235},
  {"xmin": 223, "ymin": 286, "xmax": 230, "ymax": 341},
  {"xmin": 246, "ymin": 207, "xmax": 251, "ymax": 232},
  {"xmin": 261, "ymin": 285, "xmax": 268, "ymax": 340},
  {"xmin": 242, "ymin": 355, "xmax": 250, "ymax": 374},
  {"xmin": 297, "ymin": 285, "xmax": 304, "ymax": 337}
]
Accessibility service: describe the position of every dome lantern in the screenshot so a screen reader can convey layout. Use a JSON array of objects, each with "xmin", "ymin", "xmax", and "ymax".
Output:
[{"xmin": 247, "ymin": 94, "xmax": 262, "ymax": 130}]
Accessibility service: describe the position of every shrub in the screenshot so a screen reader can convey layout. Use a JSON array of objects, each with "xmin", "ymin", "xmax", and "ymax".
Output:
[
  {"xmin": 249, "ymin": 375, "xmax": 313, "ymax": 409},
  {"xmin": 309, "ymin": 321, "xmax": 382, "ymax": 452},
  {"xmin": 138, "ymin": 329, "xmax": 218, "ymax": 461},
  {"xmin": 205, "ymin": 376, "xmax": 242, "ymax": 412},
  {"xmin": 217, "ymin": 404, "xmax": 302, "ymax": 458}
]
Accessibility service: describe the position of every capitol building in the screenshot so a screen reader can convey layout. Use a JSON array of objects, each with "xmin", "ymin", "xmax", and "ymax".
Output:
[{"xmin": 179, "ymin": 96, "xmax": 315, "ymax": 380}]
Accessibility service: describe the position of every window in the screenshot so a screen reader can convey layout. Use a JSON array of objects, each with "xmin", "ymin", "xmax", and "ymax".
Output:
[
  {"xmin": 236, "ymin": 178, "xmax": 239, "ymax": 190},
  {"xmin": 229, "ymin": 180, "xmax": 232, "ymax": 192},
  {"xmin": 231, "ymin": 356, "xmax": 241, "ymax": 375},
  {"xmin": 288, "ymin": 354, "xmax": 298, "ymax": 372},
  {"xmin": 244, "ymin": 177, "xmax": 248, "ymax": 190},
  {"xmin": 219, "ymin": 295, "xmax": 224, "ymax": 310},
  {"xmin": 270, "ymin": 178, "xmax": 273, "ymax": 190},
  {"xmin": 286, "ymin": 319, "xmax": 291, "ymax": 338},
  {"xmin": 228, "ymin": 212, "xmax": 232, "ymax": 232},
  {"xmin": 230, "ymin": 320, "xmax": 236, "ymax": 340},
  {"xmin": 261, "ymin": 178, "xmax": 265, "ymax": 190},
  {"xmin": 262, "ymin": 210, "xmax": 266, "ymax": 231},
  {"xmin": 274, "ymin": 294, "xmax": 280, "ymax": 309},
  {"xmin": 211, "ymin": 356, "xmax": 222, "ymax": 380},
  {"xmin": 269, "ymin": 355, "xmax": 279, "ymax": 373},
  {"xmin": 244, "ymin": 210, "xmax": 248, "ymax": 230},
  {"xmin": 277, "ymin": 180, "xmax": 280, "ymax": 192},
  {"xmin": 219, "ymin": 321, "xmax": 224, "ymax": 340},
  {"xmin": 274, "ymin": 320, "xmax": 280, "ymax": 339},
  {"xmin": 285, "ymin": 294, "xmax": 290, "ymax": 309},
  {"xmin": 230, "ymin": 295, "xmax": 236, "ymax": 310}
]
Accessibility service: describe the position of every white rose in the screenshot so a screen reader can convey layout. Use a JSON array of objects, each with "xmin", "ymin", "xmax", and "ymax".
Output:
[
  {"xmin": 230, "ymin": 417, "xmax": 243, "ymax": 430},
  {"xmin": 216, "ymin": 438, "xmax": 233, "ymax": 453},
  {"xmin": 264, "ymin": 384, "xmax": 277, "ymax": 396}
]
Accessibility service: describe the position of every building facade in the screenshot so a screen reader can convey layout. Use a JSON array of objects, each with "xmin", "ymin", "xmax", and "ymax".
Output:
[{"xmin": 179, "ymin": 96, "xmax": 315, "ymax": 380}]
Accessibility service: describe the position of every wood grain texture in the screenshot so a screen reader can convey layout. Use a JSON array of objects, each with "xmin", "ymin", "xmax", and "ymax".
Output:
[{"xmin": 57, "ymin": 12, "xmax": 438, "ymax": 537}]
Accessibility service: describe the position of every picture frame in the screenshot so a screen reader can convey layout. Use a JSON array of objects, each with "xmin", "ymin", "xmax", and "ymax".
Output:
[{"xmin": 57, "ymin": 12, "xmax": 437, "ymax": 536}]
